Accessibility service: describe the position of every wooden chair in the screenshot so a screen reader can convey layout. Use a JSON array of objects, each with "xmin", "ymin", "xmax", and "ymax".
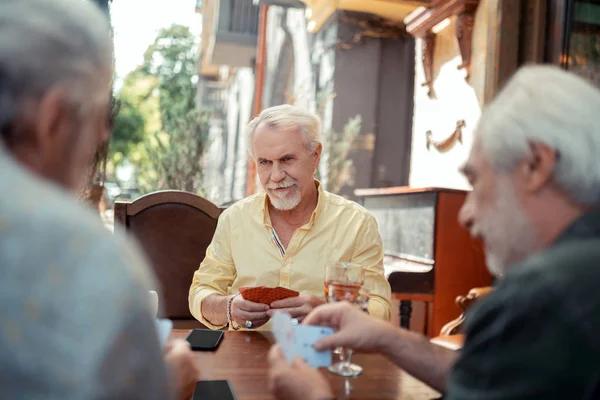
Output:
[
  {"xmin": 430, "ymin": 286, "xmax": 494, "ymax": 350},
  {"xmin": 114, "ymin": 190, "xmax": 223, "ymax": 328}
]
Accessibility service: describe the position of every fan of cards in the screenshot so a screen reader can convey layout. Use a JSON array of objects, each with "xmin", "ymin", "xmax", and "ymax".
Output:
[{"xmin": 239, "ymin": 286, "xmax": 299, "ymax": 304}]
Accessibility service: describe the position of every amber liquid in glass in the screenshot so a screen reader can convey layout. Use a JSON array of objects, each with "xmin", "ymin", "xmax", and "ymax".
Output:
[{"xmin": 324, "ymin": 280, "xmax": 362, "ymax": 303}]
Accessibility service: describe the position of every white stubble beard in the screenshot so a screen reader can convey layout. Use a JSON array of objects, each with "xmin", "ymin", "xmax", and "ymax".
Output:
[
  {"xmin": 472, "ymin": 179, "xmax": 539, "ymax": 277},
  {"xmin": 265, "ymin": 179, "xmax": 302, "ymax": 211}
]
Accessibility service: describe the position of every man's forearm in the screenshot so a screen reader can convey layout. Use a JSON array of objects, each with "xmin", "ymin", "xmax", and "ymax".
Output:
[
  {"xmin": 378, "ymin": 324, "xmax": 458, "ymax": 392},
  {"xmin": 201, "ymin": 294, "xmax": 231, "ymax": 327}
]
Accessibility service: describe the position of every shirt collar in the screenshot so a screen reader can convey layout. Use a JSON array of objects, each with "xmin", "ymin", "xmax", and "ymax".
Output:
[
  {"xmin": 261, "ymin": 179, "xmax": 325, "ymax": 229},
  {"xmin": 555, "ymin": 207, "xmax": 600, "ymax": 245}
]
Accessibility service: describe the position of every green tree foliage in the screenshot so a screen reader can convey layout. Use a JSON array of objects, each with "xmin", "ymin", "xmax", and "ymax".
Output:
[
  {"xmin": 147, "ymin": 109, "xmax": 208, "ymax": 193},
  {"xmin": 110, "ymin": 97, "xmax": 145, "ymax": 160},
  {"xmin": 141, "ymin": 24, "xmax": 199, "ymax": 132},
  {"xmin": 112, "ymin": 24, "xmax": 207, "ymax": 195}
]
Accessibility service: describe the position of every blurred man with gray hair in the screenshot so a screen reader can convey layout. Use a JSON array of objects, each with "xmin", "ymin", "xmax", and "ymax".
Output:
[
  {"xmin": 267, "ymin": 66, "xmax": 600, "ymax": 400},
  {"xmin": 0, "ymin": 1, "xmax": 199, "ymax": 398},
  {"xmin": 189, "ymin": 104, "xmax": 392, "ymax": 331}
]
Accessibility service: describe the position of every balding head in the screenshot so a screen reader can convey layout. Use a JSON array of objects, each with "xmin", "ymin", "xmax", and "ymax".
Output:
[{"xmin": 0, "ymin": 0, "xmax": 113, "ymax": 191}]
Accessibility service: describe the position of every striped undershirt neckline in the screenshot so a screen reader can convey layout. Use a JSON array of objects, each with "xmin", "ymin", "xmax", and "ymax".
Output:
[{"xmin": 270, "ymin": 228, "xmax": 286, "ymax": 258}]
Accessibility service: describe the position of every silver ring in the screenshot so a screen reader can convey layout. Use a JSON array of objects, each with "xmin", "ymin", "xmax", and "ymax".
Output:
[{"xmin": 245, "ymin": 320, "xmax": 253, "ymax": 329}]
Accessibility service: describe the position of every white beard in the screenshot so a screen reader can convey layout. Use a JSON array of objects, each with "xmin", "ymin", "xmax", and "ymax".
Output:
[
  {"xmin": 265, "ymin": 179, "xmax": 302, "ymax": 211},
  {"xmin": 472, "ymin": 179, "xmax": 539, "ymax": 277},
  {"xmin": 268, "ymin": 189, "xmax": 301, "ymax": 210}
]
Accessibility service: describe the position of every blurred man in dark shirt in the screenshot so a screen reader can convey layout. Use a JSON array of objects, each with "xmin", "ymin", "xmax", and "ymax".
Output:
[{"xmin": 268, "ymin": 65, "xmax": 600, "ymax": 400}]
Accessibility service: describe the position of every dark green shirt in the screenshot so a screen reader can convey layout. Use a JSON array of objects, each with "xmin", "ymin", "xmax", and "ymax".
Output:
[{"xmin": 446, "ymin": 208, "xmax": 600, "ymax": 400}]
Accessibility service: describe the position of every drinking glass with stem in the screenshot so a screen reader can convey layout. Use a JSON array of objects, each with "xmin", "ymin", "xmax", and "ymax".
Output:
[{"xmin": 324, "ymin": 262, "xmax": 369, "ymax": 377}]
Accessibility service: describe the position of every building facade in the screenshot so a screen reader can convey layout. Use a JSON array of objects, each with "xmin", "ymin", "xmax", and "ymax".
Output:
[
  {"xmin": 197, "ymin": 0, "xmax": 420, "ymax": 204},
  {"xmin": 196, "ymin": 0, "xmax": 600, "ymax": 205},
  {"xmin": 195, "ymin": 0, "xmax": 259, "ymax": 205}
]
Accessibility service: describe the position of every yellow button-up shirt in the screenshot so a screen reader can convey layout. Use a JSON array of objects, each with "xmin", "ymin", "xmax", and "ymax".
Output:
[{"xmin": 189, "ymin": 182, "xmax": 392, "ymax": 329}]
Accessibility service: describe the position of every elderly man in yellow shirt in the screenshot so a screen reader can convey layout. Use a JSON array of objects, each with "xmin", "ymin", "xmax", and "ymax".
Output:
[{"xmin": 189, "ymin": 105, "xmax": 392, "ymax": 330}]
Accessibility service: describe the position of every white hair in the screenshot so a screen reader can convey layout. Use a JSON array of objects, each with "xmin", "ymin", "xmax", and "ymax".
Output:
[
  {"xmin": 477, "ymin": 65, "xmax": 600, "ymax": 206},
  {"xmin": 245, "ymin": 104, "xmax": 322, "ymax": 159},
  {"xmin": 0, "ymin": 0, "xmax": 112, "ymax": 144}
]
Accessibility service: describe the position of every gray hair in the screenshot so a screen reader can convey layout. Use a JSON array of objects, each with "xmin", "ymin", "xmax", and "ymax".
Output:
[
  {"xmin": 245, "ymin": 104, "xmax": 322, "ymax": 159},
  {"xmin": 0, "ymin": 0, "xmax": 112, "ymax": 145},
  {"xmin": 477, "ymin": 65, "xmax": 600, "ymax": 206}
]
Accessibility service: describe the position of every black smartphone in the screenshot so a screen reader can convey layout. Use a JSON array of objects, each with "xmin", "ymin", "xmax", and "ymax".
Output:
[
  {"xmin": 192, "ymin": 380, "xmax": 236, "ymax": 400},
  {"xmin": 185, "ymin": 329, "xmax": 224, "ymax": 351}
]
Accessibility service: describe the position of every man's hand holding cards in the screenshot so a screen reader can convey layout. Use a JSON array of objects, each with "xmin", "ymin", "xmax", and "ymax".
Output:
[
  {"xmin": 272, "ymin": 311, "xmax": 334, "ymax": 368},
  {"xmin": 231, "ymin": 286, "xmax": 299, "ymax": 329}
]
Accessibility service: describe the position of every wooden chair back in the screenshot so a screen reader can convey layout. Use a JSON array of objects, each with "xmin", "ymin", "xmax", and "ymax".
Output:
[
  {"xmin": 439, "ymin": 286, "xmax": 494, "ymax": 336},
  {"xmin": 114, "ymin": 190, "xmax": 222, "ymax": 322},
  {"xmin": 430, "ymin": 286, "xmax": 494, "ymax": 351}
]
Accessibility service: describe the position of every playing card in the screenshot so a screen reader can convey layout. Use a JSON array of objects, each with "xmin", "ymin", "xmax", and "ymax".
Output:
[
  {"xmin": 273, "ymin": 312, "xmax": 296, "ymax": 363},
  {"xmin": 294, "ymin": 324, "xmax": 334, "ymax": 368},
  {"xmin": 155, "ymin": 318, "xmax": 173, "ymax": 348},
  {"xmin": 272, "ymin": 311, "xmax": 333, "ymax": 369}
]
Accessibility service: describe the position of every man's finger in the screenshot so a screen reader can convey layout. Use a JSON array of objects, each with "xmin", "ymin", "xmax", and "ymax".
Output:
[
  {"xmin": 238, "ymin": 299, "xmax": 270, "ymax": 311},
  {"xmin": 270, "ymin": 295, "xmax": 304, "ymax": 309},
  {"xmin": 234, "ymin": 310, "xmax": 269, "ymax": 321},
  {"xmin": 304, "ymin": 301, "xmax": 362, "ymax": 329},
  {"xmin": 164, "ymin": 339, "xmax": 192, "ymax": 362},
  {"xmin": 313, "ymin": 333, "xmax": 346, "ymax": 352},
  {"xmin": 268, "ymin": 349, "xmax": 289, "ymax": 395},
  {"xmin": 303, "ymin": 302, "xmax": 346, "ymax": 326},
  {"xmin": 163, "ymin": 339, "xmax": 175, "ymax": 353},
  {"xmin": 266, "ymin": 307, "xmax": 306, "ymax": 318},
  {"xmin": 168, "ymin": 338, "xmax": 191, "ymax": 353},
  {"xmin": 252, "ymin": 317, "xmax": 270, "ymax": 327},
  {"xmin": 268, "ymin": 344, "xmax": 285, "ymax": 365},
  {"xmin": 292, "ymin": 356, "xmax": 310, "ymax": 369}
]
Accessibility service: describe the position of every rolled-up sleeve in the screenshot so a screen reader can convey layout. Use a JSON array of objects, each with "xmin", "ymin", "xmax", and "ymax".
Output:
[
  {"xmin": 351, "ymin": 214, "xmax": 392, "ymax": 321},
  {"xmin": 189, "ymin": 210, "xmax": 237, "ymax": 329}
]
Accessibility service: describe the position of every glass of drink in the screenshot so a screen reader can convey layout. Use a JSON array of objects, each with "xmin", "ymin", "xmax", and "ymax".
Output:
[
  {"xmin": 324, "ymin": 262, "xmax": 366, "ymax": 377},
  {"xmin": 149, "ymin": 290, "xmax": 159, "ymax": 318}
]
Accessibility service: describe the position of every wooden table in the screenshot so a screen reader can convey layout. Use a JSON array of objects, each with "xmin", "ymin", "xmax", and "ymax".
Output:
[{"xmin": 172, "ymin": 329, "xmax": 441, "ymax": 400}]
